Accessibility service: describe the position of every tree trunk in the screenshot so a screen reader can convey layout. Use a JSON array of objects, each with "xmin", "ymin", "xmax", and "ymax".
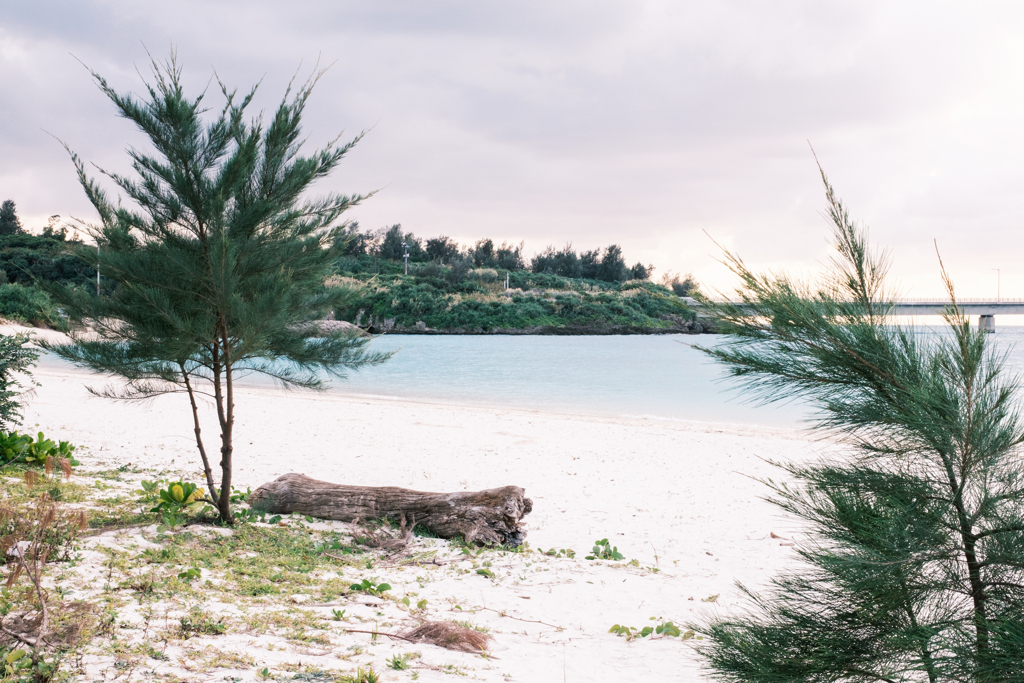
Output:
[{"xmin": 248, "ymin": 473, "xmax": 533, "ymax": 546}]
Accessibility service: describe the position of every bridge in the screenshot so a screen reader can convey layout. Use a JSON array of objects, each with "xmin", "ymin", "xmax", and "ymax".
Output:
[
  {"xmin": 686, "ymin": 298, "xmax": 1024, "ymax": 332},
  {"xmin": 890, "ymin": 299, "xmax": 1024, "ymax": 332}
]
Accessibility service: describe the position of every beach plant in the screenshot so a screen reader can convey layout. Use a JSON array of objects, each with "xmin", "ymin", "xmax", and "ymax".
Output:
[
  {"xmin": 386, "ymin": 653, "xmax": 413, "ymax": 670},
  {"xmin": 348, "ymin": 578, "xmax": 390, "ymax": 596},
  {"xmin": 609, "ymin": 620, "xmax": 690, "ymax": 641},
  {"xmin": 0, "ymin": 492, "xmax": 88, "ymax": 679},
  {"xmin": 585, "ymin": 538, "xmax": 624, "ymax": 561},
  {"xmin": 179, "ymin": 607, "xmax": 226, "ymax": 637},
  {"xmin": 177, "ymin": 567, "xmax": 202, "ymax": 583},
  {"xmin": 692, "ymin": 161, "xmax": 1024, "ymax": 681},
  {"xmin": 43, "ymin": 51, "xmax": 391, "ymax": 523},
  {"xmin": 0, "ymin": 334, "xmax": 39, "ymax": 431},
  {"xmin": 151, "ymin": 481, "xmax": 207, "ymax": 513},
  {"xmin": 150, "ymin": 481, "xmax": 212, "ymax": 531}
]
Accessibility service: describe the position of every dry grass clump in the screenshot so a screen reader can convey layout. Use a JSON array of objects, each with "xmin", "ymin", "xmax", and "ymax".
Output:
[
  {"xmin": 348, "ymin": 516, "xmax": 412, "ymax": 552},
  {"xmin": 402, "ymin": 621, "xmax": 492, "ymax": 652}
]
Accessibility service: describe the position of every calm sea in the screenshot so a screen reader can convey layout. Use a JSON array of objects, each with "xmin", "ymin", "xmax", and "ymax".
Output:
[
  {"xmin": 321, "ymin": 326, "xmax": 1024, "ymax": 428},
  {"xmin": 41, "ymin": 326, "xmax": 1024, "ymax": 429}
]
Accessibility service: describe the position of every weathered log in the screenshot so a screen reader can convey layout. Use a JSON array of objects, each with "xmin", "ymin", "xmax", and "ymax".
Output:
[{"xmin": 248, "ymin": 473, "xmax": 532, "ymax": 546}]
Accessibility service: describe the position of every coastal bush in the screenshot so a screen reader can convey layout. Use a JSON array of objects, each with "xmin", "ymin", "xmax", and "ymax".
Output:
[
  {"xmin": 694, "ymin": 164, "xmax": 1024, "ymax": 681},
  {"xmin": 0, "ymin": 284, "xmax": 55, "ymax": 326},
  {"xmin": 0, "ymin": 232, "xmax": 96, "ymax": 290},
  {"xmin": 44, "ymin": 52, "xmax": 391, "ymax": 524},
  {"xmin": 336, "ymin": 273, "xmax": 693, "ymax": 332}
]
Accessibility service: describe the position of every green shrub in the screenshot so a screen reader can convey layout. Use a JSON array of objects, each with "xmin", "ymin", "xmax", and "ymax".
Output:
[
  {"xmin": 0, "ymin": 431, "xmax": 79, "ymax": 467},
  {"xmin": 0, "ymin": 284, "xmax": 55, "ymax": 325}
]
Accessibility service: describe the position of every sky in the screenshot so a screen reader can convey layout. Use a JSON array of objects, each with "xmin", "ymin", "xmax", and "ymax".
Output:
[{"xmin": 2, "ymin": 1, "xmax": 1024, "ymax": 297}]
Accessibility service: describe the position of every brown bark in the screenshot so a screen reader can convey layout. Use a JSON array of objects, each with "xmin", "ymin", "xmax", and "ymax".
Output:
[{"xmin": 249, "ymin": 473, "xmax": 533, "ymax": 546}]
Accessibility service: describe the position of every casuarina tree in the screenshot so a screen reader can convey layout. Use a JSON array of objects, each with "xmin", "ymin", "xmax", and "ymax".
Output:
[
  {"xmin": 693, "ymin": 163, "xmax": 1024, "ymax": 681},
  {"xmin": 45, "ymin": 53, "xmax": 390, "ymax": 523},
  {"xmin": 0, "ymin": 333, "xmax": 40, "ymax": 430}
]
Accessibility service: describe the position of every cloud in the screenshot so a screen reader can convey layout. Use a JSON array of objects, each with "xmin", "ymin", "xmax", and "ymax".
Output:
[{"xmin": 3, "ymin": 1, "xmax": 1024, "ymax": 295}]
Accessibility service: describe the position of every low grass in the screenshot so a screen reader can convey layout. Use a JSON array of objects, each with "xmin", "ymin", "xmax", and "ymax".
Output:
[{"xmin": 0, "ymin": 461, "xmax": 594, "ymax": 681}]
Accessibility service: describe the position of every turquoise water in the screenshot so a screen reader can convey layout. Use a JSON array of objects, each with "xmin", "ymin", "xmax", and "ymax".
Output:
[
  {"xmin": 40, "ymin": 326, "xmax": 1024, "ymax": 428},
  {"xmin": 318, "ymin": 333, "xmax": 809, "ymax": 427},
  {"xmin": 323, "ymin": 326, "xmax": 1024, "ymax": 427}
]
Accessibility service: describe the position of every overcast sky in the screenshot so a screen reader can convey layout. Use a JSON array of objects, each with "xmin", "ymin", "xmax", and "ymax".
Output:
[{"xmin": 2, "ymin": 1, "xmax": 1023, "ymax": 296}]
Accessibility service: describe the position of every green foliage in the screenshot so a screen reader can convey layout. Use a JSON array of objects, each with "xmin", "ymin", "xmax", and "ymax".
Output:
[
  {"xmin": 331, "ymin": 608, "xmax": 346, "ymax": 621},
  {"xmin": 46, "ymin": 52, "xmax": 391, "ymax": 524},
  {"xmin": 0, "ymin": 200, "xmax": 22, "ymax": 236},
  {"xmin": 609, "ymin": 620, "xmax": 690, "ymax": 641},
  {"xmin": 151, "ymin": 481, "xmax": 207, "ymax": 513},
  {"xmin": 177, "ymin": 566, "xmax": 202, "ymax": 583},
  {"xmin": 0, "ymin": 284, "xmax": 57, "ymax": 326},
  {"xmin": 342, "ymin": 668, "xmax": 380, "ymax": 683},
  {"xmin": 348, "ymin": 578, "xmax": 391, "ymax": 596},
  {"xmin": 661, "ymin": 271, "xmax": 699, "ymax": 297},
  {"xmin": 585, "ymin": 538, "xmax": 624, "ymax": 561},
  {"xmin": 179, "ymin": 607, "xmax": 226, "ymax": 637},
  {"xmin": 538, "ymin": 547, "xmax": 576, "ymax": 558},
  {"xmin": 1, "ymin": 647, "xmax": 29, "ymax": 678},
  {"xmin": 0, "ymin": 232, "xmax": 96, "ymax": 290},
  {"xmin": 386, "ymin": 653, "xmax": 414, "ymax": 670},
  {"xmin": 0, "ymin": 644, "xmax": 58, "ymax": 683},
  {"xmin": 335, "ymin": 271, "xmax": 694, "ymax": 333},
  {"xmin": 0, "ymin": 334, "xmax": 39, "ymax": 430},
  {"xmin": 138, "ymin": 479, "xmax": 212, "ymax": 531},
  {"xmin": 693, "ymin": 165, "xmax": 1024, "ymax": 682},
  {"xmin": 0, "ymin": 431, "xmax": 78, "ymax": 467}
]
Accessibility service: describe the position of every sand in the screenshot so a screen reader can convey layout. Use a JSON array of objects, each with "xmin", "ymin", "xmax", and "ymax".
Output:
[{"xmin": 11, "ymin": 325, "xmax": 831, "ymax": 682}]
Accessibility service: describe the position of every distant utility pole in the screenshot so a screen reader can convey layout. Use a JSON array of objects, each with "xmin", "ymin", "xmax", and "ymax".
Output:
[
  {"xmin": 994, "ymin": 268, "xmax": 1000, "ymax": 302},
  {"xmin": 403, "ymin": 242, "xmax": 410, "ymax": 275}
]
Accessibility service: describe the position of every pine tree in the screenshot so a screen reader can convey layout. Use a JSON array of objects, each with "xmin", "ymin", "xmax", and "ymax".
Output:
[
  {"xmin": 0, "ymin": 200, "xmax": 23, "ymax": 236},
  {"xmin": 694, "ymin": 164, "xmax": 1024, "ymax": 681},
  {"xmin": 45, "ymin": 53, "xmax": 391, "ymax": 523}
]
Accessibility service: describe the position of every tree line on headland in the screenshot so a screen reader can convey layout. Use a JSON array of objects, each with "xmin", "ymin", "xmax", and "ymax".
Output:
[
  {"xmin": 0, "ymin": 200, "xmax": 95, "ymax": 325},
  {"xmin": 331, "ymin": 222, "xmax": 702, "ymax": 334},
  {"xmin": 0, "ymin": 197, "xmax": 704, "ymax": 334},
  {"xmin": 339, "ymin": 222, "xmax": 659, "ymax": 283}
]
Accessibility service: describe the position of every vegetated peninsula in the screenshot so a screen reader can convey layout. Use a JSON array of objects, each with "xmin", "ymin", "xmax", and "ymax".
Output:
[
  {"xmin": 0, "ymin": 201, "xmax": 710, "ymax": 335},
  {"xmin": 332, "ymin": 224, "xmax": 708, "ymax": 335}
]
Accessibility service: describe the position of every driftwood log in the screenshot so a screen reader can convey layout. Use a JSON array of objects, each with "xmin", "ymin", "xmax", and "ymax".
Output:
[{"xmin": 248, "ymin": 474, "xmax": 532, "ymax": 546}]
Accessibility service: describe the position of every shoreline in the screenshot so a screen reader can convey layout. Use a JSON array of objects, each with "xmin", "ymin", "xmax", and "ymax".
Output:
[{"xmin": 12, "ymin": 326, "xmax": 826, "ymax": 680}]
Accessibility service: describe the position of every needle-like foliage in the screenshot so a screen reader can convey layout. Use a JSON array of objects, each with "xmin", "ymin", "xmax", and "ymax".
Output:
[
  {"xmin": 693, "ymin": 162, "xmax": 1024, "ymax": 682},
  {"xmin": 43, "ymin": 52, "xmax": 391, "ymax": 523}
]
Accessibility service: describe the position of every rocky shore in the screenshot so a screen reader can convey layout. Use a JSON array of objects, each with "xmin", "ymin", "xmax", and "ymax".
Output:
[{"xmin": 336, "ymin": 316, "xmax": 716, "ymax": 336}]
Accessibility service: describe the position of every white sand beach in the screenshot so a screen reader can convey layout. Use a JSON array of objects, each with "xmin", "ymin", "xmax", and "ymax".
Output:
[{"xmin": 13, "ymin": 329, "xmax": 832, "ymax": 682}]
